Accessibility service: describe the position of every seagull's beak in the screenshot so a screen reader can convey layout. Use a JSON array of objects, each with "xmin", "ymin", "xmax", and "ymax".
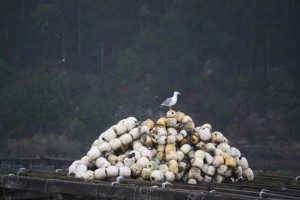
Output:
[{"xmin": 178, "ymin": 92, "xmax": 181, "ymax": 95}]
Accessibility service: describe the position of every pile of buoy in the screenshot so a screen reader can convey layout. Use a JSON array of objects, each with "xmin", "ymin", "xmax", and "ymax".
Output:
[{"xmin": 68, "ymin": 110, "xmax": 254, "ymax": 184}]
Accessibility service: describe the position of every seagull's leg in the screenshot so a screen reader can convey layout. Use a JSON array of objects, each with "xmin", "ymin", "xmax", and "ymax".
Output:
[{"xmin": 169, "ymin": 106, "xmax": 172, "ymax": 110}]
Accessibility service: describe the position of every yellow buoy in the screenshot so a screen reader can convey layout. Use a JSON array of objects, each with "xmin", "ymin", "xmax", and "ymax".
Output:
[
  {"xmin": 183, "ymin": 121, "xmax": 195, "ymax": 132},
  {"xmin": 220, "ymin": 152, "xmax": 230, "ymax": 160},
  {"xmin": 140, "ymin": 135, "xmax": 153, "ymax": 148},
  {"xmin": 225, "ymin": 156, "xmax": 236, "ymax": 168},
  {"xmin": 156, "ymin": 151, "xmax": 164, "ymax": 160},
  {"xmin": 166, "ymin": 118, "xmax": 177, "ymax": 127},
  {"xmin": 168, "ymin": 160, "xmax": 179, "ymax": 175},
  {"xmin": 156, "ymin": 144, "xmax": 165, "ymax": 152},
  {"xmin": 180, "ymin": 138, "xmax": 188, "ymax": 145},
  {"xmin": 165, "ymin": 143, "xmax": 176, "ymax": 154},
  {"xmin": 175, "ymin": 112, "xmax": 185, "ymax": 122},
  {"xmin": 120, "ymin": 144, "xmax": 129, "ymax": 153},
  {"xmin": 190, "ymin": 134, "xmax": 199, "ymax": 144},
  {"xmin": 142, "ymin": 119, "xmax": 155, "ymax": 130},
  {"xmin": 166, "ymin": 151, "xmax": 177, "ymax": 161},
  {"xmin": 156, "ymin": 117, "xmax": 167, "ymax": 126}
]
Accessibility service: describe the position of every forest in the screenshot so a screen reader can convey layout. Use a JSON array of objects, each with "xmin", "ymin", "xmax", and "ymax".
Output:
[{"xmin": 0, "ymin": 0, "xmax": 299, "ymax": 158}]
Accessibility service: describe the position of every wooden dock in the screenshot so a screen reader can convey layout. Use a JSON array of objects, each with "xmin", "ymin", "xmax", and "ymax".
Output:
[{"xmin": 1, "ymin": 170, "xmax": 300, "ymax": 200}]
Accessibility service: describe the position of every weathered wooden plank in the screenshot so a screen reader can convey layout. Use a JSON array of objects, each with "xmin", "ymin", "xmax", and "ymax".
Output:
[
  {"xmin": 2, "ymin": 190, "xmax": 49, "ymax": 200},
  {"xmin": 1, "ymin": 171, "xmax": 300, "ymax": 200},
  {"xmin": 1, "ymin": 175, "xmax": 231, "ymax": 200}
]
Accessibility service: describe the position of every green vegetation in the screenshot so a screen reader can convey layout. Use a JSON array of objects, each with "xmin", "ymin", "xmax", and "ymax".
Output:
[
  {"xmin": 0, "ymin": 59, "xmax": 14, "ymax": 90},
  {"xmin": 0, "ymin": 74, "xmax": 71, "ymax": 138},
  {"xmin": 225, "ymin": 75, "xmax": 250, "ymax": 91},
  {"xmin": 204, "ymin": 100, "xmax": 233, "ymax": 125},
  {"xmin": 116, "ymin": 48, "xmax": 143, "ymax": 81},
  {"xmin": 64, "ymin": 96, "xmax": 114, "ymax": 141},
  {"xmin": 0, "ymin": 0, "xmax": 299, "ymax": 142},
  {"xmin": 264, "ymin": 67, "xmax": 296, "ymax": 111},
  {"xmin": 187, "ymin": 75, "xmax": 208, "ymax": 93}
]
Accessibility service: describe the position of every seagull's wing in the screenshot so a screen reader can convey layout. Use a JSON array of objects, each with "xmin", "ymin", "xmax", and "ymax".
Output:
[{"xmin": 161, "ymin": 97, "xmax": 173, "ymax": 106}]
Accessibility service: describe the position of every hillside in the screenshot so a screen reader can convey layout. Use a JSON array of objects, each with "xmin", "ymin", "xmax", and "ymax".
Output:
[{"xmin": 0, "ymin": 1, "xmax": 299, "ymax": 168}]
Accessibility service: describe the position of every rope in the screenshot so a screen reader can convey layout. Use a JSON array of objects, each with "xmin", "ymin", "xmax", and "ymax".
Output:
[
  {"xmin": 146, "ymin": 187, "xmax": 149, "ymax": 200},
  {"xmin": 95, "ymin": 183, "xmax": 99, "ymax": 200},
  {"xmin": 137, "ymin": 187, "xmax": 142, "ymax": 200},
  {"xmin": 133, "ymin": 186, "xmax": 137, "ymax": 200},
  {"xmin": 103, "ymin": 183, "xmax": 115, "ymax": 199},
  {"xmin": 1, "ymin": 176, "xmax": 7, "ymax": 200},
  {"xmin": 147, "ymin": 186, "xmax": 156, "ymax": 200},
  {"xmin": 44, "ymin": 179, "xmax": 53, "ymax": 200}
]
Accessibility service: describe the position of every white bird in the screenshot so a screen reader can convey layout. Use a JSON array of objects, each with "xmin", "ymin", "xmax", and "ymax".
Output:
[{"xmin": 160, "ymin": 91, "xmax": 181, "ymax": 110}]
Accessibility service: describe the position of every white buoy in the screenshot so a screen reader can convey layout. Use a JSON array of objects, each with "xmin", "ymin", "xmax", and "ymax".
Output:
[
  {"xmin": 165, "ymin": 171, "xmax": 176, "ymax": 182},
  {"xmin": 87, "ymin": 147, "xmax": 101, "ymax": 160},
  {"xmin": 129, "ymin": 128, "xmax": 141, "ymax": 140},
  {"xmin": 101, "ymin": 128, "xmax": 117, "ymax": 142},
  {"xmin": 150, "ymin": 170, "xmax": 164, "ymax": 182},
  {"xmin": 198, "ymin": 127, "xmax": 211, "ymax": 141},
  {"xmin": 106, "ymin": 166, "xmax": 119, "ymax": 177},
  {"xmin": 180, "ymin": 144, "xmax": 191, "ymax": 154},
  {"xmin": 240, "ymin": 157, "xmax": 249, "ymax": 170},
  {"xmin": 94, "ymin": 168, "xmax": 106, "ymax": 180},
  {"xmin": 119, "ymin": 133, "xmax": 133, "ymax": 145},
  {"xmin": 98, "ymin": 142, "xmax": 112, "ymax": 153},
  {"xmin": 95, "ymin": 157, "xmax": 111, "ymax": 168},
  {"xmin": 136, "ymin": 156, "xmax": 150, "ymax": 168},
  {"xmin": 109, "ymin": 138, "xmax": 122, "ymax": 151},
  {"xmin": 192, "ymin": 157, "xmax": 204, "ymax": 169},
  {"xmin": 242, "ymin": 168, "xmax": 254, "ymax": 181}
]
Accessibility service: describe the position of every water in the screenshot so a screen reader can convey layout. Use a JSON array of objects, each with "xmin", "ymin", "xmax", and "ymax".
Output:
[{"xmin": 0, "ymin": 159, "xmax": 71, "ymax": 171}]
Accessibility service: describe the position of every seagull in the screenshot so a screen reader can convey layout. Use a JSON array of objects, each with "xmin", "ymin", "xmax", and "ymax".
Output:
[{"xmin": 160, "ymin": 91, "xmax": 181, "ymax": 110}]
